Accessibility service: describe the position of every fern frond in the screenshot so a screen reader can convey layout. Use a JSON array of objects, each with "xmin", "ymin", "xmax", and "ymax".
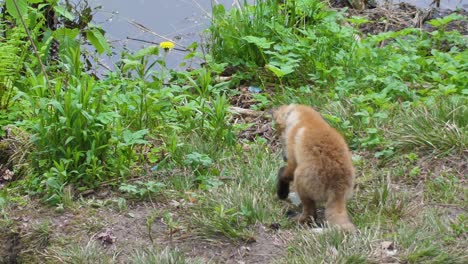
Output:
[{"xmin": 0, "ymin": 22, "xmax": 25, "ymax": 109}]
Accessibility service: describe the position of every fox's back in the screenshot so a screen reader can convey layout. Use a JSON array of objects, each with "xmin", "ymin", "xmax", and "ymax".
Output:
[{"xmin": 286, "ymin": 106, "xmax": 354, "ymax": 196}]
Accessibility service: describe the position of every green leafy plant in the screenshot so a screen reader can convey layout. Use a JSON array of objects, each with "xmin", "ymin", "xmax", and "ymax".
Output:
[
  {"xmin": 0, "ymin": 31, "xmax": 22, "ymax": 111},
  {"xmin": 183, "ymin": 151, "xmax": 222, "ymax": 189},
  {"xmin": 19, "ymin": 48, "xmax": 149, "ymax": 204},
  {"xmin": 119, "ymin": 181, "xmax": 166, "ymax": 199},
  {"xmin": 427, "ymin": 13, "xmax": 465, "ymax": 50},
  {"xmin": 120, "ymin": 45, "xmax": 171, "ymax": 130}
]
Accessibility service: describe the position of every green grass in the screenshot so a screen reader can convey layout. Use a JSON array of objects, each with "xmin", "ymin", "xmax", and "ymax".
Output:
[
  {"xmin": 131, "ymin": 246, "xmax": 202, "ymax": 264},
  {"xmin": 283, "ymin": 227, "xmax": 382, "ymax": 264},
  {"xmin": 46, "ymin": 242, "xmax": 118, "ymax": 263},
  {"xmin": 425, "ymin": 173, "xmax": 465, "ymax": 204},
  {"xmin": 393, "ymin": 96, "xmax": 468, "ymax": 156},
  {"xmin": 188, "ymin": 145, "xmax": 287, "ymax": 240},
  {"xmin": 24, "ymin": 221, "xmax": 51, "ymax": 250}
]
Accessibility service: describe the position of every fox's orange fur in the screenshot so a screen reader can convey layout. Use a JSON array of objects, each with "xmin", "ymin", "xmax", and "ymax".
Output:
[{"xmin": 273, "ymin": 104, "xmax": 356, "ymax": 231}]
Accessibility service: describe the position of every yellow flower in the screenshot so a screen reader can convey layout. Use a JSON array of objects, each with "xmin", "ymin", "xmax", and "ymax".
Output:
[{"xmin": 160, "ymin": 41, "xmax": 175, "ymax": 51}]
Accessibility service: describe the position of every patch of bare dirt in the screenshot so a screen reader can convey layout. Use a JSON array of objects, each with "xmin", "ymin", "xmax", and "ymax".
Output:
[
  {"xmin": 227, "ymin": 225, "xmax": 287, "ymax": 264},
  {"xmin": 417, "ymin": 154, "xmax": 467, "ymax": 179},
  {"xmin": 0, "ymin": 227, "xmax": 21, "ymax": 264},
  {"xmin": 175, "ymin": 224, "xmax": 287, "ymax": 263},
  {"xmin": 0, "ymin": 201, "xmax": 58, "ymax": 263},
  {"xmin": 1, "ymin": 198, "xmax": 289, "ymax": 263},
  {"xmin": 100, "ymin": 203, "xmax": 288, "ymax": 263}
]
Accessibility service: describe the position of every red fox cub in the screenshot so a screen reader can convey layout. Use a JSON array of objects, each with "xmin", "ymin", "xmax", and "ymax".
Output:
[{"xmin": 272, "ymin": 104, "xmax": 356, "ymax": 231}]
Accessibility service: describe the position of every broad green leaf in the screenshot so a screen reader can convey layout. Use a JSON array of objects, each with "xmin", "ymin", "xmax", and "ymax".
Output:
[
  {"xmin": 6, "ymin": 0, "xmax": 28, "ymax": 21},
  {"xmin": 48, "ymin": 100, "xmax": 64, "ymax": 114},
  {"xmin": 65, "ymin": 136, "xmax": 75, "ymax": 145},
  {"xmin": 134, "ymin": 45, "xmax": 159, "ymax": 58},
  {"xmin": 279, "ymin": 65, "xmax": 294, "ymax": 76},
  {"xmin": 132, "ymin": 129, "xmax": 149, "ymax": 139},
  {"xmin": 242, "ymin": 36, "xmax": 274, "ymax": 49},
  {"xmin": 212, "ymin": 4, "xmax": 226, "ymax": 17},
  {"xmin": 96, "ymin": 112, "xmax": 120, "ymax": 124},
  {"xmin": 428, "ymin": 13, "xmax": 464, "ymax": 28},
  {"xmin": 86, "ymin": 28, "xmax": 110, "ymax": 54},
  {"xmin": 265, "ymin": 64, "xmax": 294, "ymax": 78},
  {"xmin": 121, "ymin": 129, "xmax": 149, "ymax": 145},
  {"xmin": 265, "ymin": 64, "xmax": 284, "ymax": 78},
  {"xmin": 53, "ymin": 5, "xmax": 75, "ymax": 21},
  {"xmin": 122, "ymin": 59, "xmax": 141, "ymax": 72},
  {"xmin": 53, "ymin": 28, "xmax": 80, "ymax": 40}
]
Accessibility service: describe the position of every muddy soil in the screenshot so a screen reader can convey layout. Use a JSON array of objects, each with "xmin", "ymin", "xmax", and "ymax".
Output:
[{"xmin": 0, "ymin": 198, "xmax": 289, "ymax": 263}]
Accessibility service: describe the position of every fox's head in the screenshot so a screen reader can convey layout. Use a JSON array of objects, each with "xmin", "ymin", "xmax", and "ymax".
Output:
[{"xmin": 271, "ymin": 104, "xmax": 295, "ymax": 134}]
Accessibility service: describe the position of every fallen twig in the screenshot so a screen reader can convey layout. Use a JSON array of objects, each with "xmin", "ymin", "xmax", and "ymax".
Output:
[
  {"xmin": 229, "ymin": 106, "xmax": 267, "ymax": 118},
  {"xmin": 126, "ymin": 19, "xmax": 187, "ymax": 49}
]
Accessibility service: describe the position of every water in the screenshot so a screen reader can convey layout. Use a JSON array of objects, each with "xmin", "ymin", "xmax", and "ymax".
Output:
[{"xmin": 91, "ymin": 0, "xmax": 236, "ymax": 69}]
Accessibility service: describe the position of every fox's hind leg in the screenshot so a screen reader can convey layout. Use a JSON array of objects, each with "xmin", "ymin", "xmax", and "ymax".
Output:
[
  {"xmin": 325, "ymin": 193, "xmax": 356, "ymax": 232},
  {"xmin": 294, "ymin": 171, "xmax": 318, "ymax": 225},
  {"xmin": 296, "ymin": 195, "xmax": 317, "ymax": 225}
]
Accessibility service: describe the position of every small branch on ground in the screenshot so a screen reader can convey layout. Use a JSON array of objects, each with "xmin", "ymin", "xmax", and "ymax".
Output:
[{"xmin": 229, "ymin": 106, "xmax": 269, "ymax": 118}]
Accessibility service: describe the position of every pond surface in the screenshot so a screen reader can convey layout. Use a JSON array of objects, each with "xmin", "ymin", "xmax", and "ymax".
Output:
[
  {"xmin": 91, "ymin": 0, "xmax": 235, "ymax": 69},
  {"xmin": 90, "ymin": 0, "xmax": 466, "ymax": 70}
]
